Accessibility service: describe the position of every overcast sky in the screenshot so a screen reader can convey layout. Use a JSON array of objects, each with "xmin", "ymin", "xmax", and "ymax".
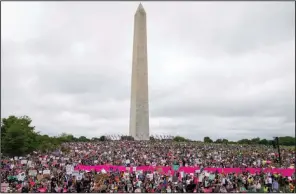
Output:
[{"xmin": 1, "ymin": 2, "xmax": 295, "ymax": 141}]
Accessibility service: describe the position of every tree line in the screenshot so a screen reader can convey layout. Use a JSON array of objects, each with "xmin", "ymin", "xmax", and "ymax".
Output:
[
  {"xmin": 1, "ymin": 115, "xmax": 295, "ymax": 157},
  {"xmin": 201, "ymin": 136, "xmax": 295, "ymax": 146},
  {"xmin": 172, "ymin": 136, "xmax": 295, "ymax": 147}
]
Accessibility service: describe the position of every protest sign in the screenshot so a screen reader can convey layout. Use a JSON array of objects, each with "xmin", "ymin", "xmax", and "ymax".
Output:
[
  {"xmin": 17, "ymin": 172, "xmax": 26, "ymax": 181},
  {"xmin": 101, "ymin": 169, "xmax": 107, "ymax": 174},
  {"xmin": 1, "ymin": 183, "xmax": 9, "ymax": 193},
  {"xmin": 21, "ymin": 160, "xmax": 27, "ymax": 164},
  {"xmin": 27, "ymin": 161, "xmax": 32, "ymax": 166},
  {"xmin": 148, "ymin": 173, "xmax": 153, "ymax": 180},
  {"xmin": 66, "ymin": 165, "xmax": 74, "ymax": 175},
  {"xmin": 209, "ymin": 174, "xmax": 215, "ymax": 180},
  {"xmin": 180, "ymin": 171, "xmax": 184, "ymax": 178},
  {"xmin": 43, "ymin": 170, "xmax": 50, "ymax": 175},
  {"xmin": 29, "ymin": 170, "xmax": 37, "ymax": 176},
  {"xmin": 72, "ymin": 170, "xmax": 80, "ymax": 177},
  {"xmin": 76, "ymin": 174, "xmax": 83, "ymax": 181}
]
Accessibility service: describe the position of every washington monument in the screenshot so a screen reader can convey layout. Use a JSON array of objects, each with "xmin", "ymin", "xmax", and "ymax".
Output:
[{"xmin": 129, "ymin": 3, "xmax": 150, "ymax": 140}]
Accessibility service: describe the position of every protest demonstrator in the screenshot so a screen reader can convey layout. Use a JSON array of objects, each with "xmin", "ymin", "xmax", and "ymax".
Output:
[{"xmin": 1, "ymin": 140, "xmax": 295, "ymax": 193}]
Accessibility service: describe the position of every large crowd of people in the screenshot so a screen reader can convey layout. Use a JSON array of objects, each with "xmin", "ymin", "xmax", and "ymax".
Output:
[{"xmin": 1, "ymin": 140, "xmax": 295, "ymax": 193}]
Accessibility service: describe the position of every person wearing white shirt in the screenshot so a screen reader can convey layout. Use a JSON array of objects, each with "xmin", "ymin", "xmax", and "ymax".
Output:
[{"xmin": 256, "ymin": 181, "xmax": 261, "ymax": 192}]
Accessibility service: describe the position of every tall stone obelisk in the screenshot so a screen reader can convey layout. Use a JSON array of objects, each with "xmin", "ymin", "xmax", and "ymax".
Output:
[{"xmin": 129, "ymin": 3, "xmax": 149, "ymax": 140}]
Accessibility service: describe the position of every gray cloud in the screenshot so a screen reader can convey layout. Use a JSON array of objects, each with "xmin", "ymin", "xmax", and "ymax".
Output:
[{"xmin": 1, "ymin": 2, "xmax": 295, "ymax": 141}]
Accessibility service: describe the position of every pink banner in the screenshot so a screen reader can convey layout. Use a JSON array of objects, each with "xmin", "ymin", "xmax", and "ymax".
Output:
[{"xmin": 75, "ymin": 165, "xmax": 294, "ymax": 177}]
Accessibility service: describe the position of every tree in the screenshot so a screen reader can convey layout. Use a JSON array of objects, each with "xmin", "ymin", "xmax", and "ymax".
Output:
[
  {"xmin": 1, "ymin": 115, "xmax": 35, "ymax": 139},
  {"xmin": 237, "ymin": 139, "xmax": 251, "ymax": 145},
  {"xmin": 99, "ymin": 136, "xmax": 106, "ymax": 141},
  {"xmin": 58, "ymin": 133, "xmax": 75, "ymax": 142},
  {"xmin": 204, "ymin": 137, "xmax": 213, "ymax": 143},
  {"xmin": 37, "ymin": 135, "xmax": 60, "ymax": 153},
  {"xmin": 78, "ymin": 136, "xmax": 89, "ymax": 142},
  {"xmin": 1, "ymin": 115, "xmax": 76, "ymax": 156},
  {"xmin": 1, "ymin": 116, "xmax": 39, "ymax": 156},
  {"xmin": 215, "ymin": 139, "xmax": 223, "ymax": 144},
  {"xmin": 173, "ymin": 136, "xmax": 188, "ymax": 142},
  {"xmin": 250, "ymin": 137, "xmax": 260, "ymax": 144},
  {"xmin": 1, "ymin": 115, "xmax": 18, "ymax": 138},
  {"xmin": 2, "ymin": 123, "xmax": 28, "ymax": 156},
  {"xmin": 150, "ymin": 136, "xmax": 155, "ymax": 141},
  {"xmin": 259, "ymin": 139, "xmax": 268, "ymax": 145},
  {"xmin": 278, "ymin": 136, "xmax": 295, "ymax": 146}
]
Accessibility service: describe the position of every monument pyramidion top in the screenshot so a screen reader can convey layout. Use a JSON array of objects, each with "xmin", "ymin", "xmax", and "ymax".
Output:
[{"xmin": 136, "ymin": 3, "xmax": 146, "ymax": 14}]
